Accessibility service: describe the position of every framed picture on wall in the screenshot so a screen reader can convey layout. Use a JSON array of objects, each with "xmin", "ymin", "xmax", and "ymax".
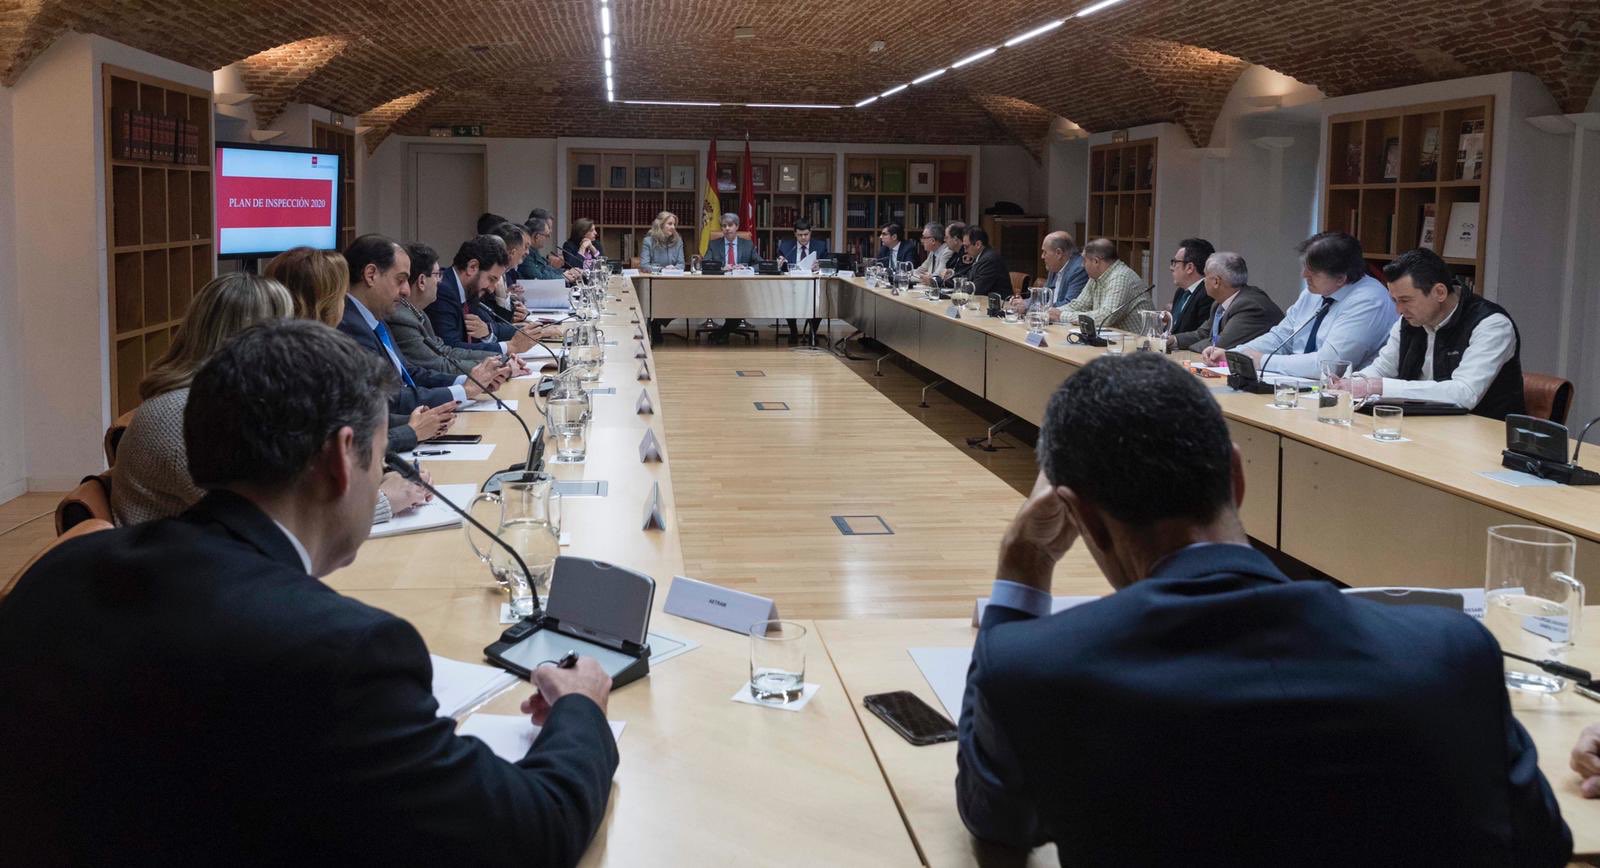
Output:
[
  {"xmin": 752, "ymin": 163, "xmax": 770, "ymax": 191},
  {"xmin": 670, "ymin": 165, "xmax": 694, "ymax": 189},
  {"xmin": 778, "ymin": 161, "xmax": 801, "ymax": 192},
  {"xmin": 908, "ymin": 162, "xmax": 934, "ymax": 194}
]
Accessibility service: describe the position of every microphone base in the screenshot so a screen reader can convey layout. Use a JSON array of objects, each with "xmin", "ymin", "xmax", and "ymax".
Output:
[{"xmin": 482, "ymin": 465, "xmax": 538, "ymax": 494}]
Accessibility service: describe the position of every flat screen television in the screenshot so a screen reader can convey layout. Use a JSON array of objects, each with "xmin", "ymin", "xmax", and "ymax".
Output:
[{"xmin": 214, "ymin": 141, "xmax": 342, "ymax": 259}]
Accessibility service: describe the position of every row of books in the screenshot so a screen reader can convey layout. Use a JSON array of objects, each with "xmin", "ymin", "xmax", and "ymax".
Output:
[{"xmin": 112, "ymin": 109, "xmax": 202, "ymax": 164}]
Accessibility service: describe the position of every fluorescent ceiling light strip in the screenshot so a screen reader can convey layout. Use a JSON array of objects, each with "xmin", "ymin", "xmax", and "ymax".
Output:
[
  {"xmin": 623, "ymin": 99, "xmax": 723, "ymax": 107},
  {"xmin": 951, "ymin": 47, "xmax": 998, "ymax": 68},
  {"xmin": 603, "ymin": 37, "xmax": 612, "ymax": 58},
  {"xmin": 855, "ymin": 96, "xmax": 880, "ymax": 108},
  {"xmin": 1074, "ymin": 0, "xmax": 1128, "ymax": 16},
  {"xmin": 911, "ymin": 68, "xmax": 947, "ymax": 85},
  {"xmin": 604, "ymin": 59, "xmax": 613, "ymax": 77},
  {"xmin": 744, "ymin": 103, "xmax": 842, "ymax": 109},
  {"xmin": 601, "ymin": 7, "xmax": 611, "ymax": 35},
  {"xmin": 880, "ymin": 83, "xmax": 909, "ymax": 98},
  {"xmin": 1003, "ymin": 19, "xmax": 1064, "ymax": 46}
]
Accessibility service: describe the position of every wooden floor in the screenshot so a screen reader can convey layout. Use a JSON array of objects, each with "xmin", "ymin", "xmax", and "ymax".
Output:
[
  {"xmin": 2, "ymin": 326, "xmax": 1115, "ymax": 617},
  {"xmin": 653, "ymin": 325, "xmax": 1108, "ymax": 619}
]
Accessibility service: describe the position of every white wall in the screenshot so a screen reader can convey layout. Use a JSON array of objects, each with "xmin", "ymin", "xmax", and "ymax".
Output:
[
  {"xmin": 0, "ymin": 86, "xmax": 25, "ymax": 500},
  {"xmin": 1045, "ymin": 119, "xmax": 1089, "ymax": 235},
  {"xmin": 360, "ymin": 135, "xmax": 557, "ymax": 242},
  {"xmin": 11, "ymin": 34, "xmax": 210, "ymax": 491},
  {"xmin": 978, "ymin": 145, "xmax": 1043, "ymax": 214}
]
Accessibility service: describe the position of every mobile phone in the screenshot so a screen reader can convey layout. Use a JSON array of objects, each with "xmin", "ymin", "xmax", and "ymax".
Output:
[
  {"xmin": 863, "ymin": 691, "xmax": 957, "ymax": 746},
  {"xmin": 423, "ymin": 434, "xmax": 483, "ymax": 445}
]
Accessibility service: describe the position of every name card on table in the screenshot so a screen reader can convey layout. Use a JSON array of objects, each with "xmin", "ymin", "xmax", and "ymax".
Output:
[
  {"xmin": 642, "ymin": 481, "xmax": 666, "ymax": 530},
  {"xmin": 636, "ymin": 389, "xmax": 654, "ymax": 414},
  {"xmin": 1025, "ymin": 331, "xmax": 1049, "ymax": 348},
  {"xmin": 946, "ymin": 305, "xmax": 962, "ymax": 319},
  {"xmin": 635, "ymin": 340, "xmax": 648, "ymax": 359},
  {"xmin": 637, "ymin": 362, "xmax": 652, "ymax": 381},
  {"xmin": 638, "ymin": 428, "xmax": 662, "ymax": 462},
  {"xmin": 664, "ymin": 575, "xmax": 779, "ymax": 634},
  {"xmin": 635, "ymin": 327, "xmax": 646, "ymax": 341}
]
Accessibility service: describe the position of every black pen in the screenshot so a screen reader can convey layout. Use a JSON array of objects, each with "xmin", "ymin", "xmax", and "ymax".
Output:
[
  {"xmin": 414, "ymin": 449, "xmax": 451, "ymax": 456},
  {"xmin": 557, "ymin": 651, "xmax": 579, "ymax": 669}
]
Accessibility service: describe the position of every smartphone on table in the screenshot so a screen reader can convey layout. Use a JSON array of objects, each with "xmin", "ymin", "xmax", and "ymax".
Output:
[{"xmin": 863, "ymin": 691, "xmax": 957, "ymax": 746}]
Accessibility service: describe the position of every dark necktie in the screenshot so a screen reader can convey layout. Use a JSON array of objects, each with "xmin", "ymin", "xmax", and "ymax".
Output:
[
  {"xmin": 799, "ymin": 245, "xmax": 807, "ymax": 260},
  {"xmin": 1209, "ymin": 303, "xmax": 1226, "ymax": 347},
  {"xmin": 727, "ymin": 240, "xmax": 735, "ymax": 264},
  {"xmin": 1172, "ymin": 288, "xmax": 1191, "ymax": 326},
  {"xmin": 372, "ymin": 320, "xmax": 416, "ymax": 387},
  {"xmin": 1303, "ymin": 296, "xmax": 1336, "ymax": 354}
]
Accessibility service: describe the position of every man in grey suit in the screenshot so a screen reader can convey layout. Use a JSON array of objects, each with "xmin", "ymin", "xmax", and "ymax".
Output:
[
  {"xmin": 388, "ymin": 242, "xmax": 556, "ymax": 377},
  {"xmin": 1169, "ymin": 251, "xmax": 1284, "ymax": 352}
]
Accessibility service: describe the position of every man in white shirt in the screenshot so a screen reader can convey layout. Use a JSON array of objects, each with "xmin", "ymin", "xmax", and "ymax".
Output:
[
  {"xmin": 912, "ymin": 221, "xmax": 950, "ymax": 283},
  {"xmin": 1349, "ymin": 247, "xmax": 1524, "ymax": 419},
  {"xmin": 1202, "ymin": 232, "xmax": 1397, "ymax": 378}
]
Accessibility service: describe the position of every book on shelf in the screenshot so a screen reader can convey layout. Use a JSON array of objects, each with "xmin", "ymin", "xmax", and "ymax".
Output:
[
  {"xmin": 112, "ymin": 108, "xmax": 132, "ymax": 160},
  {"xmin": 1141, "ymin": 154, "xmax": 1155, "ymax": 188},
  {"xmin": 1441, "ymin": 201, "xmax": 1479, "ymax": 259},
  {"xmin": 807, "ymin": 165, "xmax": 829, "ymax": 193},
  {"xmin": 576, "ymin": 164, "xmax": 597, "ymax": 188},
  {"xmin": 937, "ymin": 170, "xmax": 966, "ymax": 194},
  {"xmin": 1342, "ymin": 141, "xmax": 1361, "ymax": 184},
  {"xmin": 1455, "ymin": 119, "xmax": 1485, "ymax": 181},
  {"xmin": 1381, "ymin": 137, "xmax": 1400, "ymax": 182},
  {"xmin": 1417, "ymin": 127, "xmax": 1439, "ymax": 181},
  {"xmin": 609, "ymin": 165, "xmax": 628, "ymax": 188},
  {"xmin": 880, "ymin": 166, "xmax": 906, "ymax": 194},
  {"xmin": 847, "ymin": 172, "xmax": 875, "ymax": 193},
  {"xmin": 634, "ymin": 166, "xmax": 651, "ymax": 189},
  {"xmin": 1418, "ymin": 203, "xmax": 1437, "ymax": 250}
]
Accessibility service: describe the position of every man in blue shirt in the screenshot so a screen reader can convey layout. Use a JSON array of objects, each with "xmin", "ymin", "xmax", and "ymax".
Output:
[
  {"xmin": 957, "ymin": 352, "xmax": 1570, "ymax": 865},
  {"xmin": 1202, "ymin": 231, "xmax": 1397, "ymax": 378}
]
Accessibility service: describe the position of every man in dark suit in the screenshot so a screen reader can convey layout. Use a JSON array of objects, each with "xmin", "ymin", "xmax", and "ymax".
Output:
[
  {"xmin": 702, "ymin": 212, "xmax": 763, "ymax": 343},
  {"xmin": 427, "ymin": 234, "xmax": 519, "ymax": 350},
  {"xmin": 1169, "ymin": 250, "xmax": 1285, "ymax": 351},
  {"xmin": 776, "ymin": 217, "xmax": 829, "ymax": 342},
  {"xmin": 389, "ymin": 242, "xmax": 555, "ymax": 376},
  {"xmin": 957, "ymin": 352, "xmax": 1570, "ymax": 866},
  {"xmin": 1167, "ymin": 236, "xmax": 1216, "ymax": 336},
  {"xmin": 960, "ymin": 226, "xmax": 1009, "ymax": 298},
  {"xmin": 338, "ymin": 234, "xmax": 508, "ymax": 415},
  {"xmin": 0, "ymin": 320, "xmax": 621, "ymax": 865},
  {"xmin": 874, "ymin": 222, "xmax": 917, "ymax": 271}
]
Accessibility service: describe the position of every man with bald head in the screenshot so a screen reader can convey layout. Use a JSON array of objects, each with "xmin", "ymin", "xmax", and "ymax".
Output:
[
  {"xmin": 1011, "ymin": 231, "xmax": 1088, "ymax": 320},
  {"xmin": 1056, "ymin": 238, "xmax": 1150, "ymax": 331}
]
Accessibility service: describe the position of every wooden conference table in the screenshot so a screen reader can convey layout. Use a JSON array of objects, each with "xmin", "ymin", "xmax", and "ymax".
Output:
[{"xmin": 326, "ymin": 276, "xmax": 1597, "ymax": 865}]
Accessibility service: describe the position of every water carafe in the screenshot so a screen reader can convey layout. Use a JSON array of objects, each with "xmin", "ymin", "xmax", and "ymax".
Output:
[
  {"xmin": 465, "ymin": 473, "xmax": 562, "ymax": 617},
  {"xmin": 1136, "ymin": 309, "xmax": 1172, "ymax": 353}
]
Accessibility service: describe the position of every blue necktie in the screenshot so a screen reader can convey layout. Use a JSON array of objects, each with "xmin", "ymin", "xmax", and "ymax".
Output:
[
  {"xmin": 1303, "ymin": 296, "xmax": 1336, "ymax": 354},
  {"xmin": 1209, "ymin": 303, "xmax": 1226, "ymax": 346},
  {"xmin": 372, "ymin": 320, "xmax": 416, "ymax": 388}
]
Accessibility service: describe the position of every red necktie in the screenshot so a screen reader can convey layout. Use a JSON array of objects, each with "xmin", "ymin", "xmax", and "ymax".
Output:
[{"xmin": 727, "ymin": 240, "xmax": 734, "ymax": 264}]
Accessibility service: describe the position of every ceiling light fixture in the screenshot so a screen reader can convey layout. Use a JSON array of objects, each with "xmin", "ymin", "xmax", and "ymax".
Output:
[
  {"xmin": 950, "ymin": 47, "xmax": 997, "ymax": 68},
  {"xmin": 744, "ymin": 103, "xmax": 843, "ymax": 109},
  {"xmin": 911, "ymin": 68, "xmax": 947, "ymax": 85},
  {"xmin": 854, "ymin": 96, "xmax": 880, "ymax": 108},
  {"xmin": 1003, "ymin": 19, "xmax": 1065, "ymax": 47},
  {"xmin": 600, "ymin": 7, "xmax": 611, "ymax": 35},
  {"xmin": 1074, "ymin": 0, "xmax": 1129, "ymax": 16},
  {"xmin": 623, "ymin": 99, "xmax": 724, "ymax": 107},
  {"xmin": 603, "ymin": 36, "xmax": 612, "ymax": 59},
  {"xmin": 880, "ymin": 83, "xmax": 909, "ymax": 98}
]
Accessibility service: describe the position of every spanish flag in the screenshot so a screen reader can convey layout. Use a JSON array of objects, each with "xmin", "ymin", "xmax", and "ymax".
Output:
[{"xmin": 698, "ymin": 139, "xmax": 720, "ymax": 256}]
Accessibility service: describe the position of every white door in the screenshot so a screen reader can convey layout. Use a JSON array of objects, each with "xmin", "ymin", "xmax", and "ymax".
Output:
[{"xmin": 407, "ymin": 146, "xmax": 486, "ymax": 259}]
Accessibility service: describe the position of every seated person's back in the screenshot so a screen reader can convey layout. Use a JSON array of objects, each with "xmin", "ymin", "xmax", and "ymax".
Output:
[
  {"xmin": 0, "ymin": 320, "xmax": 619, "ymax": 866},
  {"xmin": 958, "ymin": 353, "xmax": 1569, "ymax": 867}
]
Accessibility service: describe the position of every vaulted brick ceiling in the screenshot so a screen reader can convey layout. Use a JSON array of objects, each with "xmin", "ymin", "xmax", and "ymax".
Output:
[{"xmin": 3, "ymin": 0, "xmax": 1597, "ymax": 155}]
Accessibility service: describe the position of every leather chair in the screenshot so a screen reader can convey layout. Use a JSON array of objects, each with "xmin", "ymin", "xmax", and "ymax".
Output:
[
  {"xmin": 55, "ymin": 473, "xmax": 113, "ymax": 535},
  {"xmin": 1008, "ymin": 272, "xmax": 1036, "ymax": 297},
  {"xmin": 104, "ymin": 409, "xmax": 135, "ymax": 467},
  {"xmin": 2, "ymin": 519, "xmax": 113, "ymax": 600},
  {"xmin": 1523, "ymin": 372, "xmax": 1573, "ymax": 425}
]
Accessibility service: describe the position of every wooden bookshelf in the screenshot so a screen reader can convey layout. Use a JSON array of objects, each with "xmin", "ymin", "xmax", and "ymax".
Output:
[
  {"xmin": 568, "ymin": 150, "xmax": 699, "ymax": 262},
  {"xmin": 1324, "ymin": 96, "xmax": 1492, "ymax": 292},
  {"xmin": 1086, "ymin": 138, "xmax": 1156, "ymax": 283},
  {"xmin": 982, "ymin": 216, "xmax": 1048, "ymax": 280},
  {"xmin": 311, "ymin": 121, "xmax": 357, "ymax": 251},
  {"xmin": 709, "ymin": 152, "xmax": 834, "ymax": 258},
  {"xmin": 842, "ymin": 155, "xmax": 970, "ymax": 261},
  {"xmin": 103, "ymin": 65, "xmax": 214, "ymax": 417}
]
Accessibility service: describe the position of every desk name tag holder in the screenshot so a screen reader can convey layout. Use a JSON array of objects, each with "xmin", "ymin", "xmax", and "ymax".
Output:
[
  {"xmin": 663, "ymin": 575, "xmax": 779, "ymax": 634},
  {"xmin": 642, "ymin": 481, "xmax": 666, "ymax": 530},
  {"xmin": 1025, "ymin": 331, "xmax": 1049, "ymax": 348},
  {"xmin": 639, "ymin": 428, "xmax": 663, "ymax": 463},
  {"xmin": 638, "ymin": 361, "xmax": 652, "ymax": 382},
  {"xmin": 636, "ymin": 389, "xmax": 654, "ymax": 414}
]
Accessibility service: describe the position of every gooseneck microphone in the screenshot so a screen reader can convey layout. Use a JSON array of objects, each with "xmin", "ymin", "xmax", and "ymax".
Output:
[
  {"xmin": 1257, "ymin": 297, "xmax": 1328, "ymax": 377},
  {"xmin": 440, "ymin": 351, "xmax": 543, "ymax": 479},
  {"xmin": 385, "ymin": 452, "xmax": 539, "ymax": 615},
  {"xmin": 1572, "ymin": 415, "xmax": 1600, "ymax": 464},
  {"xmin": 1100, "ymin": 283, "xmax": 1156, "ymax": 331},
  {"xmin": 1502, "ymin": 650, "xmax": 1592, "ymax": 685}
]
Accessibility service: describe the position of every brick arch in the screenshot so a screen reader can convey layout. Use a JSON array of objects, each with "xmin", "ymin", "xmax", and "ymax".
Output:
[
  {"xmin": 358, "ymin": 89, "xmax": 436, "ymax": 154},
  {"xmin": 970, "ymin": 95, "xmax": 1062, "ymax": 162},
  {"xmin": 235, "ymin": 36, "xmax": 349, "ymax": 128},
  {"xmin": 0, "ymin": 0, "xmax": 56, "ymax": 85}
]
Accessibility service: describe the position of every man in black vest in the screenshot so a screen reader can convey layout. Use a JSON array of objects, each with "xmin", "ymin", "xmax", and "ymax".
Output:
[{"xmin": 1350, "ymin": 247, "xmax": 1524, "ymax": 419}]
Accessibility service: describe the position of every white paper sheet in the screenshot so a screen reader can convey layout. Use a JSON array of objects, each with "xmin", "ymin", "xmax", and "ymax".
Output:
[
  {"xmin": 397, "ymin": 444, "xmax": 496, "ymax": 462},
  {"xmin": 456, "ymin": 399, "xmax": 518, "ymax": 412},
  {"xmin": 369, "ymin": 483, "xmax": 477, "ymax": 538},
  {"xmin": 430, "ymin": 654, "xmax": 520, "ymax": 719},
  {"xmin": 790, "ymin": 252, "xmax": 818, "ymax": 272},
  {"xmin": 908, "ymin": 647, "xmax": 973, "ymax": 719},
  {"xmin": 459, "ymin": 713, "xmax": 626, "ymax": 762},
  {"xmin": 1479, "ymin": 470, "xmax": 1561, "ymax": 488}
]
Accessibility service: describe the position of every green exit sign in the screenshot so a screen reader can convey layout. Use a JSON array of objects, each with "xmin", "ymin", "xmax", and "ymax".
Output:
[{"xmin": 428, "ymin": 125, "xmax": 485, "ymax": 138}]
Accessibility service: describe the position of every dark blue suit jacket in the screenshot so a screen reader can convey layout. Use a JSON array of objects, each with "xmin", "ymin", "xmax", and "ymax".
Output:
[
  {"xmin": 957, "ymin": 543, "xmax": 1570, "ymax": 866},
  {"xmin": 426, "ymin": 268, "xmax": 512, "ymax": 350},
  {"xmin": 776, "ymin": 237, "xmax": 829, "ymax": 264},
  {"xmin": 337, "ymin": 300, "xmax": 458, "ymax": 413},
  {"xmin": 701, "ymin": 236, "xmax": 761, "ymax": 267},
  {"xmin": 0, "ymin": 491, "xmax": 619, "ymax": 865},
  {"xmin": 875, "ymin": 239, "xmax": 917, "ymax": 269}
]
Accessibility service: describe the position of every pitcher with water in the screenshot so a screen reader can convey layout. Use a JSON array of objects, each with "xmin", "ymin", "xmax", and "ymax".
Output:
[
  {"xmin": 564, "ymin": 322, "xmax": 606, "ymax": 382},
  {"xmin": 534, "ymin": 367, "xmax": 591, "ymax": 431},
  {"xmin": 465, "ymin": 473, "xmax": 562, "ymax": 617},
  {"xmin": 1136, "ymin": 309, "xmax": 1172, "ymax": 353}
]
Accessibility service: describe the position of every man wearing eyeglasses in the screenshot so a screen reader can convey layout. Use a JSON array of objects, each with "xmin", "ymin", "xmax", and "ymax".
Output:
[
  {"xmin": 1168, "ymin": 238, "xmax": 1217, "ymax": 337},
  {"xmin": 516, "ymin": 215, "xmax": 584, "ymax": 285},
  {"xmin": 912, "ymin": 222, "xmax": 951, "ymax": 285},
  {"xmin": 388, "ymin": 242, "xmax": 555, "ymax": 378}
]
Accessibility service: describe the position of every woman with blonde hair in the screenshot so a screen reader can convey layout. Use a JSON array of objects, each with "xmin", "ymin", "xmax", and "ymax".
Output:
[
  {"xmin": 112, "ymin": 272, "xmax": 293, "ymax": 524},
  {"xmin": 263, "ymin": 245, "xmax": 347, "ymax": 326},
  {"xmin": 639, "ymin": 211, "xmax": 684, "ymax": 271}
]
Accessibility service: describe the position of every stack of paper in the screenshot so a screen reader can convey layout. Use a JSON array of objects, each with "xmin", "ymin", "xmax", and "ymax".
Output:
[
  {"xmin": 369, "ymin": 483, "xmax": 477, "ymax": 538},
  {"xmin": 430, "ymin": 654, "xmax": 520, "ymax": 720}
]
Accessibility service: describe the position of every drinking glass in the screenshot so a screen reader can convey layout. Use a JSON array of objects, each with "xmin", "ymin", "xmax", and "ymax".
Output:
[
  {"xmin": 1485, "ymin": 525, "xmax": 1583, "ymax": 693},
  {"xmin": 554, "ymin": 421, "xmax": 588, "ymax": 462},
  {"xmin": 749, "ymin": 620, "xmax": 807, "ymax": 704},
  {"xmin": 1105, "ymin": 332, "xmax": 1126, "ymax": 354},
  {"xmin": 1372, "ymin": 405, "xmax": 1404, "ymax": 441},
  {"xmin": 1317, "ymin": 359, "xmax": 1354, "ymax": 426},
  {"xmin": 1273, "ymin": 381, "xmax": 1300, "ymax": 409},
  {"xmin": 1002, "ymin": 303, "xmax": 1022, "ymax": 324},
  {"xmin": 1026, "ymin": 303, "xmax": 1049, "ymax": 335}
]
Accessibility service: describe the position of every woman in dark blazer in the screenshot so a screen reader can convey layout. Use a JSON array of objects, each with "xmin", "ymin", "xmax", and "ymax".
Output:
[{"xmin": 561, "ymin": 218, "xmax": 604, "ymax": 269}]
